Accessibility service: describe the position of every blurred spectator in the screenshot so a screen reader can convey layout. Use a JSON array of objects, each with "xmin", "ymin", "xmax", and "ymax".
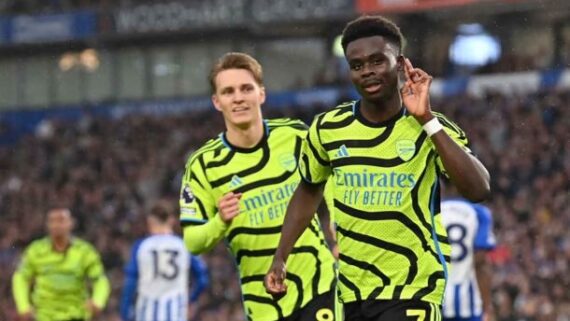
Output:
[{"xmin": 0, "ymin": 90, "xmax": 568, "ymax": 320}]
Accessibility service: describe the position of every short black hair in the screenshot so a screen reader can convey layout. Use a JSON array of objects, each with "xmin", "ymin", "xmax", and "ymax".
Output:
[
  {"xmin": 341, "ymin": 15, "xmax": 405, "ymax": 54},
  {"xmin": 148, "ymin": 202, "xmax": 172, "ymax": 223}
]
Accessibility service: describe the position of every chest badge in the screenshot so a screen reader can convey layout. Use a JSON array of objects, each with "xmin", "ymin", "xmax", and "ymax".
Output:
[{"xmin": 396, "ymin": 140, "xmax": 416, "ymax": 161}]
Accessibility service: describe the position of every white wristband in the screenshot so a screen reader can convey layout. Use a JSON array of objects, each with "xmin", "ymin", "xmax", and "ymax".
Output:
[{"xmin": 422, "ymin": 117, "xmax": 443, "ymax": 137}]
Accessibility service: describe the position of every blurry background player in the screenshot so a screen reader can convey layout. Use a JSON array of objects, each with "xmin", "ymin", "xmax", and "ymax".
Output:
[
  {"xmin": 12, "ymin": 207, "xmax": 110, "ymax": 321},
  {"xmin": 120, "ymin": 202, "xmax": 209, "ymax": 321},
  {"xmin": 441, "ymin": 182, "xmax": 496, "ymax": 321}
]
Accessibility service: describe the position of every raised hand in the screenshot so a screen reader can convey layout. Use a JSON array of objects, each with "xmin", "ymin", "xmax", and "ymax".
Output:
[
  {"xmin": 400, "ymin": 57, "xmax": 434, "ymax": 124},
  {"xmin": 264, "ymin": 258, "xmax": 288, "ymax": 298},
  {"xmin": 217, "ymin": 192, "xmax": 242, "ymax": 223}
]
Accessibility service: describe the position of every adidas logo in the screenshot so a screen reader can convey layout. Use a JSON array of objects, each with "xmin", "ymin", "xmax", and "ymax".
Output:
[
  {"xmin": 335, "ymin": 144, "xmax": 350, "ymax": 158},
  {"xmin": 229, "ymin": 175, "xmax": 243, "ymax": 188}
]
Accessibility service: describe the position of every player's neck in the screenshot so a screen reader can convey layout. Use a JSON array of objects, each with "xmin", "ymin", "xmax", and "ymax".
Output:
[
  {"xmin": 360, "ymin": 92, "xmax": 402, "ymax": 124},
  {"xmin": 150, "ymin": 226, "xmax": 172, "ymax": 235},
  {"xmin": 51, "ymin": 236, "xmax": 70, "ymax": 252},
  {"xmin": 225, "ymin": 120, "xmax": 264, "ymax": 149}
]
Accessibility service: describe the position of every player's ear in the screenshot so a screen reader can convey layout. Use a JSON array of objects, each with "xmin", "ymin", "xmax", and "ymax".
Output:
[
  {"xmin": 211, "ymin": 94, "xmax": 223, "ymax": 112},
  {"xmin": 259, "ymin": 86, "xmax": 266, "ymax": 105}
]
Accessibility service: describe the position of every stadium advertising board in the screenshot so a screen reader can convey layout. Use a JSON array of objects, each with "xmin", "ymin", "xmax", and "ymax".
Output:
[
  {"xmin": 249, "ymin": 0, "xmax": 353, "ymax": 23},
  {"xmin": 113, "ymin": 0, "xmax": 354, "ymax": 34},
  {"xmin": 357, "ymin": 0, "xmax": 482, "ymax": 13},
  {"xmin": 113, "ymin": 0, "xmax": 247, "ymax": 34},
  {"xmin": 0, "ymin": 10, "xmax": 97, "ymax": 44}
]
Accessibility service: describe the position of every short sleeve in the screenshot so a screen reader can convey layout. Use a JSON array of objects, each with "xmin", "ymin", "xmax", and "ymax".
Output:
[
  {"xmin": 473, "ymin": 204, "xmax": 496, "ymax": 250},
  {"xmin": 180, "ymin": 155, "xmax": 216, "ymax": 226},
  {"xmin": 298, "ymin": 115, "xmax": 331, "ymax": 185}
]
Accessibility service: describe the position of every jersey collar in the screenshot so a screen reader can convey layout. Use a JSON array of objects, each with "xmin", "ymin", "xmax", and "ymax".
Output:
[
  {"xmin": 49, "ymin": 236, "xmax": 75, "ymax": 253},
  {"xmin": 353, "ymin": 100, "xmax": 406, "ymax": 128},
  {"xmin": 220, "ymin": 120, "xmax": 270, "ymax": 153}
]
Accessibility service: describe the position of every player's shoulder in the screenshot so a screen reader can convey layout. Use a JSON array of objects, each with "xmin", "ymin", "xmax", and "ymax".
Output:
[
  {"xmin": 143, "ymin": 234, "xmax": 184, "ymax": 244},
  {"xmin": 472, "ymin": 203, "xmax": 493, "ymax": 223},
  {"xmin": 442, "ymin": 197, "xmax": 472, "ymax": 206},
  {"xmin": 315, "ymin": 100, "xmax": 356, "ymax": 126},
  {"xmin": 24, "ymin": 237, "xmax": 51, "ymax": 254},
  {"xmin": 266, "ymin": 118, "xmax": 308, "ymax": 130},
  {"xmin": 71, "ymin": 237, "xmax": 99, "ymax": 253},
  {"xmin": 185, "ymin": 136, "xmax": 225, "ymax": 169},
  {"xmin": 431, "ymin": 111, "xmax": 466, "ymax": 136},
  {"xmin": 431, "ymin": 111, "xmax": 457, "ymax": 124},
  {"xmin": 130, "ymin": 237, "xmax": 147, "ymax": 250},
  {"xmin": 266, "ymin": 118, "xmax": 309, "ymax": 141},
  {"xmin": 441, "ymin": 198, "xmax": 479, "ymax": 220},
  {"xmin": 443, "ymin": 197, "xmax": 476, "ymax": 207}
]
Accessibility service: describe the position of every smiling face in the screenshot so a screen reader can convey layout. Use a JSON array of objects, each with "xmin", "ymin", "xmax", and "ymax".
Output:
[
  {"xmin": 345, "ymin": 36, "xmax": 402, "ymax": 104},
  {"xmin": 212, "ymin": 68, "xmax": 266, "ymax": 129}
]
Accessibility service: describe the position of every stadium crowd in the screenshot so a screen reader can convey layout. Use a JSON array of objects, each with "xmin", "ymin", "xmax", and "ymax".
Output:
[{"xmin": 0, "ymin": 89, "xmax": 568, "ymax": 321}]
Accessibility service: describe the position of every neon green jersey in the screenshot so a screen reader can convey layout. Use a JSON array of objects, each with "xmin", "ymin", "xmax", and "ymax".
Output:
[
  {"xmin": 180, "ymin": 118, "xmax": 336, "ymax": 321},
  {"xmin": 12, "ymin": 237, "xmax": 110, "ymax": 321},
  {"xmin": 299, "ymin": 101, "xmax": 471, "ymax": 305}
]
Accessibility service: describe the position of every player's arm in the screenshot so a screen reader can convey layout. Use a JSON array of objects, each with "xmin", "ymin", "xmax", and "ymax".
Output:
[
  {"xmin": 120, "ymin": 240, "xmax": 142, "ymax": 321},
  {"xmin": 189, "ymin": 255, "xmax": 209, "ymax": 303},
  {"xmin": 475, "ymin": 251, "xmax": 494, "ymax": 321},
  {"xmin": 180, "ymin": 157, "xmax": 238, "ymax": 254},
  {"xmin": 183, "ymin": 192, "xmax": 241, "ymax": 254},
  {"xmin": 12, "ymin": 247, "xmax": 35, "ymax": 317},
  {"xmin": 85, "ymin": 245, "xmax": 111, "ymax": 315},
  {"xmin": 273, "ymin": 179, "xmax": 326, "ymax": 264},
  {"xmin": 316, "ymin": 198, "xmax": 338, "ymax": 259},
  {"xmin": 401, "ymin": 57, "xmax": 490, "ymax": 202},
  {"xmin": 473, "ymin": 204, "xmax": 497, "ymax": 321},
  {"xmin": 183, "ymin": 212, "xmax": 231, "ymax": 254},
  {"xmin": 265, "ymin": 115, "xmax": 331, "ymax": 295},
  {"xmin": 424, "ymin": 129, "xmax": 489, "ymax": 202}
]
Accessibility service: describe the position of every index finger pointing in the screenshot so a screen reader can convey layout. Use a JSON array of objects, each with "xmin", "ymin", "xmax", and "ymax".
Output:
[
  {"xmin": 402, "ymin": 57, "xmax": 414, "ymax": 81},
  {"xmin": 404, "ymin": 58, "xmax": 414, "ymax": 71},
  {"xmin": 405, "ymin": 58, "xmax": 423, "ymax": 82},
  {"xmin": 402, "ymin": 59, "xmax": 411, "ymax": 81}
]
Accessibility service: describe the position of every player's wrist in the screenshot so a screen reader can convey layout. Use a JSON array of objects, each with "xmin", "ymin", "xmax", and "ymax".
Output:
[
  {"xmin": 215, "ymin": 213, "xmax": 232, "ymax": 225},
  {"xmin": 272, "ymin": 250, "xmax": 288, "ymax": 264},
  {"xmin": 414, "ymin": 112, "xmax": 434, "ymax": 125},
  {"xmin": 422, "ymin": 116, "xmax": 443, "ymax": 137}
]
